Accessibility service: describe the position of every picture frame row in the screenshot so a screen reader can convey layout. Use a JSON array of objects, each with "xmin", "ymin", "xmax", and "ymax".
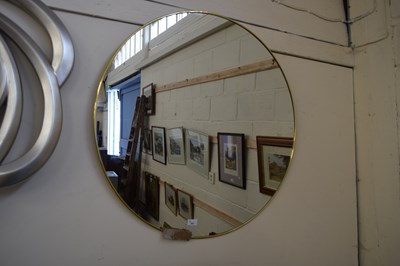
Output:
[
  {"xmin": 144, "ymin": 126, "xmax": 293, "ymax": 194},
  {"xmin": 164, "ymin": 182, "xmax": 194, "ymax": 220},
  {"xmin": 140, "ymin": 171, "xmax": 194, "ymax": 221},
  {"xmin": 145, "ymin": 127, "xmax": 211, "ymax": 177},
  {"xmin": 144, "ymin": 126, "xmax": 247, "ymax": 189},
  {"xmin": 142, "ymin": 137, "xmax": 293, "ymax": 223}
]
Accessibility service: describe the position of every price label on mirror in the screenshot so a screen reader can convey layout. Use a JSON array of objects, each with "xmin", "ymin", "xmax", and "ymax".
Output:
[{"xmin": 187, "ymin": 219, "xmax": 198, "ymax": 226}]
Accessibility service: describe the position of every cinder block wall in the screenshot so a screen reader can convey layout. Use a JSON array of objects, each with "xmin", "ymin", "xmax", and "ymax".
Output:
[{"xmin": 141, "ymin": 24, "xmax": 294, "ymax": 236}]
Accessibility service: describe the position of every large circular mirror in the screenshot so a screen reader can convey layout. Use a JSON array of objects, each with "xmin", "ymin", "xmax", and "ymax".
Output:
[{"xmin": 94, "ymin": 12, "xmax": 295, "ymax": 239}]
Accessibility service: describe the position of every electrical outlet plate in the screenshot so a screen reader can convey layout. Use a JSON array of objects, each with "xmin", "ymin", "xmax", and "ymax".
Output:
[{"xmin": 208, "ymin": 172, "xmax": 215, "ymax": 184}]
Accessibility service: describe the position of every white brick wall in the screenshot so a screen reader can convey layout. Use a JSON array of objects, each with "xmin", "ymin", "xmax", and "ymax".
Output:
[
  {"xmin": 237, "ymin": 91, "xmax": 275, "ymax": 121},
  {"xmin": 193, "ymin": 97, "xmax": 211, "ymax": 121},
  {"xmin": 224, "ymin": 73, "xmax": 256, "ymax": 94},
  {"xmin": 142, "ymin": 24, "xmax": 294, "ymax": 236},
  {"xmin": 256, "ymin": 69, "xmax": 287, "ymax": 90},
  {"xmin": 210, "ymin": 95, "xmax": 237, "ymax": 121}
]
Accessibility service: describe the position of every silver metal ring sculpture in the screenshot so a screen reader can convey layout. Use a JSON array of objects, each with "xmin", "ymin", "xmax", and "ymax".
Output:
[{"xmin": 0, "ymin": 0, "xmax": 74, "ymax": 187}]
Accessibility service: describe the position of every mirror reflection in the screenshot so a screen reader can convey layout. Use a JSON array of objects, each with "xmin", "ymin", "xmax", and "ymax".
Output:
[{"xmin": 95, "ymin": 12, "xmax": 294, "ymax": 238}]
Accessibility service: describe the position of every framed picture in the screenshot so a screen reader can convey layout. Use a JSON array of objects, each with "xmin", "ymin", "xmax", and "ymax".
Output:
[
  {"xmin": 143, "ymin": 128, "xmax": 152, "ymax": 154},
  {"xmin": 145, "ymin": 171, "xmax": 160, "ymax": 221},
  {"xmin": 177, "ymin": 189, "xmax": 193, "ymax": 220},
  {"xmin": 152, "ymin": 126, "xmax": 166, "ymax": 164},
  {"xmin": 185, "ymin": 129, "xmax": 209, "ymax": 178},
  {"xmin": 167, "ymin": 127, "xmax": 185, "ymax": 164},
  {"xmin": 164, "ymin": 183, "xmax": 177, "ymax": 215},
  {"xmin": 217, "ymin": 133, "xmax": 246, "ymax": 189},
  {"xmin": 256, "ymin": 136, "xmax": 293, "ymax": 196},
  {"xmin": 142, "ymin": 83, "xmax": 155, "ymax": 115}
]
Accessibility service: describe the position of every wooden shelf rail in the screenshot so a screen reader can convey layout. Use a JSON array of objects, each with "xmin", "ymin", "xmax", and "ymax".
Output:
[
  {"xmin": 155, "ymin": 59, "xmax": 277, "ymax": 93},
  {"xmin": 192, "ymin": 198, "xmax": 242, "ymax": 227},
  {"xmin": 158, "ymin": 179, "xmax": 242, "ymax": 227}
]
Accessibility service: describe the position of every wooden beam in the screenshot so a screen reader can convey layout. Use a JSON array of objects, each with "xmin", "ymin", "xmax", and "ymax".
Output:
[
  {"xmin": 157, "ymin": 178, "xmax": 243, "ymax": 227},
  {"xmin": 193, "ymin": 198, "xmax": 242, "ymax": 227},
  {"xmin": 155, "ymin": 59, "xmax": 278, "ymax": 93}
]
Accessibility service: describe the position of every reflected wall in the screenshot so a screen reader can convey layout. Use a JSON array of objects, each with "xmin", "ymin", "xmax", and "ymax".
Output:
[{"xmin": 94, "ymin": 12, "xmax": 294, "ymax": 238}]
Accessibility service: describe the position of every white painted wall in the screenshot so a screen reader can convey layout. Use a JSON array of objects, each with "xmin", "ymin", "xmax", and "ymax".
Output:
[
  {"xmin": 351, "ymin": 0, "xmax": 400, "ymax": 265},
  {"xmin": 0, "ymin": 0, "xmax": 369, "ymax": 265}
]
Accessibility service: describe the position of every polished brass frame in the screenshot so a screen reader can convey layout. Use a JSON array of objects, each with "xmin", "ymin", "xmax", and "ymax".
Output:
[{"xmin": 93, "ymin": 11, "xmax": 296, "ymax": 239}]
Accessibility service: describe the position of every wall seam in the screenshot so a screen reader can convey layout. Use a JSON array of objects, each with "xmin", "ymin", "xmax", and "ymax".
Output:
[
  {"xmin": 50, "ymin": 2, "xmax": 349, "ymax": 48},
  {"xmin": 49, "ymin": 6, "xmax": 144, "ymax": 26}
]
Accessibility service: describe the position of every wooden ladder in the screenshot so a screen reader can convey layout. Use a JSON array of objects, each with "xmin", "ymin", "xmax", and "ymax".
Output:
[{"xmin": 121, "ymin": 95, "xmax": 146, "ymax": 208}]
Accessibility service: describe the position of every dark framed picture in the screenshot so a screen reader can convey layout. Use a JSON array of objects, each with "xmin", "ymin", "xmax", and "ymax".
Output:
[
  {"xmin": 185, "ymin": 129, "xmax": 209, "ymax": 178},
  {"xmin": 143, "ymin": 128, "xmax": 152, "ymax": 154},
  {"xmin": 177, "ymin": 189, "xmax": 193, "ymax": 220},
  {"xmin": 167, "ymin": 127, "xmax": 185, "ymax": 164},
  {"xmin": 164, "ymin": 183, "xmax": 177, "ymax": 215},
  {"xmin": 256, "ymin": 136, "xmax": 293, "ymax": 196},
  {"xmin": 138, "ymin": 171, "xmax": 147, "ymax": 207},
  {"xmin": 145, "ymin": 171, "xmax": 160, "ymax": 221},
  {"xmin": 152, "ymin": 126, "xmax": 166, "ymax": 164},
  {"xmin": 218, "ymin": 133, "xmax": 246, "ymax": 189},
  {"xmin": 142, "ymin": 83, "xmax": 155, "ymax": 115}
]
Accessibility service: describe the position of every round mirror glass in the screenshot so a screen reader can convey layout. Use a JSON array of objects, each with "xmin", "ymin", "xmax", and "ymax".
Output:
[{"xmin": 94, "ymin": 12, "xmax": 295, "ymax": 238}]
